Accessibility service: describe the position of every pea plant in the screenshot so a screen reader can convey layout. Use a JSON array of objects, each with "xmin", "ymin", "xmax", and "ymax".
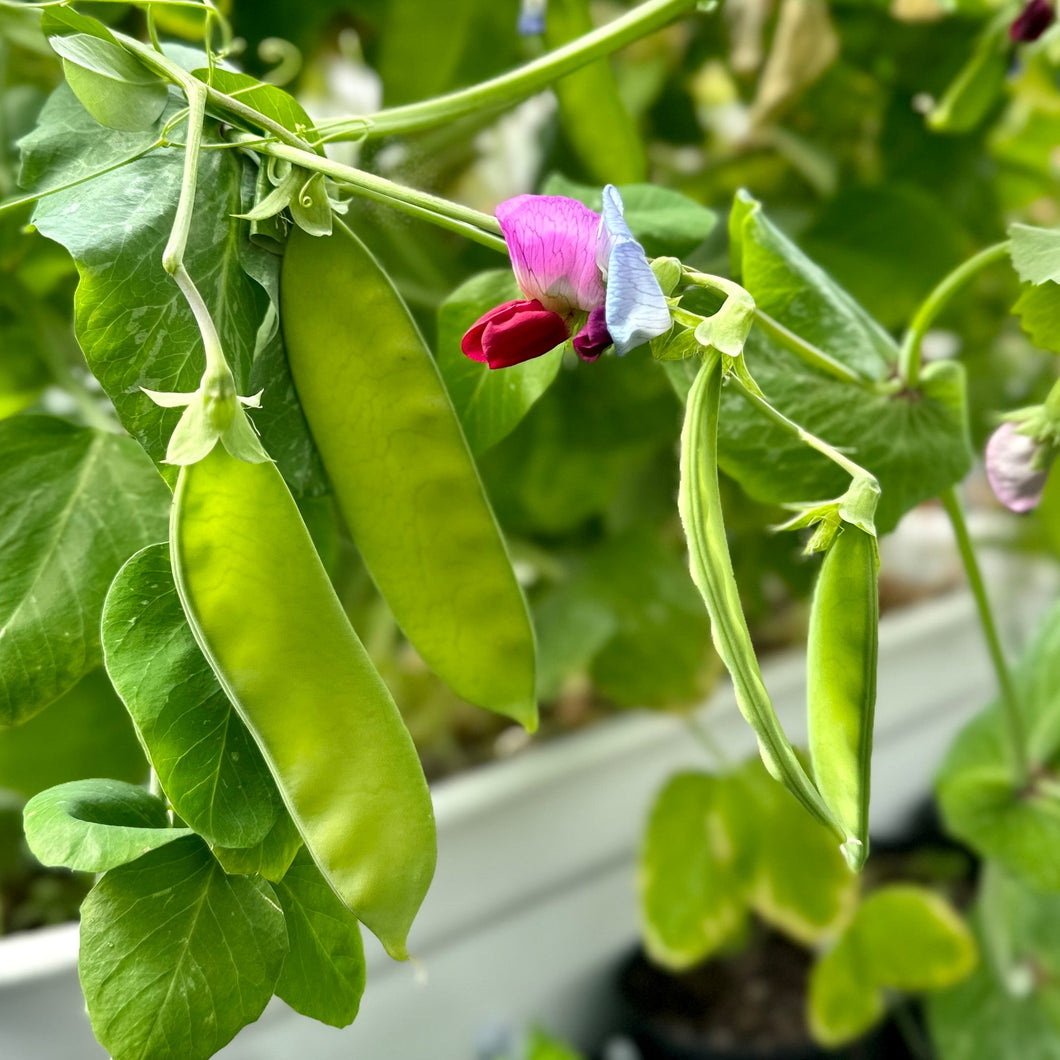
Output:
[{"xmin": 3, "ymin": 0, "xmax": 1060, "ymax": 1057}]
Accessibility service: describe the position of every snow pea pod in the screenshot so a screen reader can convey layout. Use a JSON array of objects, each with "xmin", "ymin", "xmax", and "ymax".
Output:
[
  {"xmin": 280, "ymin": 221, "xmax": 537, "ymax": 730},
  {"xmin": 170, "ymin": 447, "xmax": 435, "ymax": 961},
  {"xmin": 807, "ymin": 523, "xmax": 879, "ymax": 871},
  {"xmin": 678, "ymin": 353, "xmax": 841, "ymax": 840}
]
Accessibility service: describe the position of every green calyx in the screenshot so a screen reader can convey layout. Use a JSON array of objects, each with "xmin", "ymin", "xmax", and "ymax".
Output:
[
  {"xmin": 143, "ymin": 366, "xmax": 268, "ymax": 466},
  {"xmin": 1003, "ymin": 403, "xmax": 1060, "ymax": 470},
  {"xmin": 775, "ymin": 475, "xmax": 881, "ymax": 552}
]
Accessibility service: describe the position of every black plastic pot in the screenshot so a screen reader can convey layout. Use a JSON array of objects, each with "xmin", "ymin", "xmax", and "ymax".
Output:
[{"xmin": 610, "ymin": 941, "xmax": 916, "ymax": 1060}]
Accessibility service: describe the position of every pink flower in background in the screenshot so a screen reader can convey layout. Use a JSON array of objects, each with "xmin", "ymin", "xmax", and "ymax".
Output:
[
  {"xmin": 462, "ymin": 187, "xmax": 671, "ymax": 370},
  {"xmin": 985, "ymin": 422, "xmax": 1052, "ymax": 512}
]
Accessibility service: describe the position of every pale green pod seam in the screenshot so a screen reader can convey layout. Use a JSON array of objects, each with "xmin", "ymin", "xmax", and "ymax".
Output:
[
  {"xmin": 170, "ymin": 447, "xmax": 436, "ymax": 960},
  {"xmin": 678, "ymin": 353, "xmax": 841, "ymax": 840}
]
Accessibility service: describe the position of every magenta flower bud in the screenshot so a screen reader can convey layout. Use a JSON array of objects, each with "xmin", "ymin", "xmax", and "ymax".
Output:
[
  {"xmin": 572, "ymin": 306, "xmax": 612, "ymax": 362},
  {"xmin": 461, "ymin": 298, "xmax": 570, "ymax": 370},
  {"xmin": 496, "ymin": 195, "xmax": 606, "ymax": 317},
  {"xmin": 985, "ymin": 421, "xmax": 1052, "ymax": 512},
  {"xmin": 1011, "ymin": 0, "xmax": 1055, "ymax": 41}
]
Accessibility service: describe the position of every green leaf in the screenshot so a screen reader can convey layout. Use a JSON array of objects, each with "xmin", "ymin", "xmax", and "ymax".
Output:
[
  {"xmin": 1014, "ymin": 281, "xmax": 1060, "ymax": 354},
  {"xmin": 544, "ymin": 0, "xmax": 646, "ymax": 185},
  {"xmin": 0, "ymin": 668, "xmax": 145, "ymax": 798},
  {"xmin": 273, "ymin": 847, "xmax": 365, "ymax": 1028},
  {"xmin": 0, "ymin": 416, "xmax": 170, "ymax": 726},
  {"xmin": 738, "ymin": 757, "xmax": 857, "ymax": 945},
  {"xmin": 810, "ymin": 885, "xmax": 976, "ymax": 1047},
  {"xmin": 540, "ymin": 174, "xmax": 717, "ymax": 258},
  {"xmin": 101, "ymin": 544, "xmax": 281, "ymax": 850},
  {"xmin": 213, "ymin": 810, "xmax": 303, "ymax": 882},
  {"xmin": 21, "ymin": 87, "xmax": 270, "ymax": 483},
  {"xmin": 928, "ymin": 873, "xmax": 1060, "ymax": 1060},
  {"xmin": 23, "ymin": 778, "xmax": 192, "ymax": 872},
  {"xmin": 524, "ymin": 1028, "xmax": 586, "ymax": 1060},
  {"xmin": 638, "ymin": 772, "xmax": 750, "ymax": 970},
  {"xmin": 1009, "ymin": 224, "xmax": 1060, "ymax": 287},
  {"xmin": 937, "ymin": 600, "xmax": 1060, "ymax": 892},
  {"xmin": 79, "ymin": 836, "xmax": 287, "ymax": 1060},
  {"xmin": 722, "ymin": 191, "xmax": 973, "ymax": 533},
  {"xmin": 436, "ymin": 270, "xmax": 564, "ymax": 455},
  {"xmin": 192, "ymin": 68, "xmax": 320, "ymax": 150},
  {"xmin": 50, "ymin": 34, "xmax": 168, "ymax": 132}
]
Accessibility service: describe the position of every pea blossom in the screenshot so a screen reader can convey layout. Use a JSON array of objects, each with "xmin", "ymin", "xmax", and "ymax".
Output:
[
  {"xmin": 462, "ymin": 185, "xmax": 671, "ymax": 370},
  {"xmin": 984, "ymin": 421, "xmax": 1053, "ymax": 513},
  {"xmin": 1010, "ymin": 0, "xmax": 1054, "ymax": 41}
]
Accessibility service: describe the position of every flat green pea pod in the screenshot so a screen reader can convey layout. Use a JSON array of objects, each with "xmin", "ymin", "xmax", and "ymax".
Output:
[
  {"xmin": 807, "ymin": 523, "xmax": 879, "ymax": 872},
  {"xmin": 281, "ymin": 221, "xmax": 537, "ymax": 731},
  {"xmin": 678, "ymin": 353, "xmax": 840, "ymax": 840},
  {"xmin": 171, "ymin": 447, "xmax": 435, "ymax": 961}
]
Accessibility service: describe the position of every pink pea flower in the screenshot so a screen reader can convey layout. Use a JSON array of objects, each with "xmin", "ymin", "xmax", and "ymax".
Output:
[
  {"xmin": 984, "ymin": 421, "xmax": 1052, "ymax": 512},
  {"xmin": 462, "ymin": 187, "xmax": 671, "ymax": 370}
]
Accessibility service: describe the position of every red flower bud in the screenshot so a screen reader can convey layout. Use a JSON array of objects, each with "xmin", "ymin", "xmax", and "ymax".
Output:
[{"xmin": 461, "ymin": 299, "xmax": 570, "ymax": 370}]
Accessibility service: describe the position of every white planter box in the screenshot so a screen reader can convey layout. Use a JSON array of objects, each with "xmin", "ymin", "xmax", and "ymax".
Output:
[{"xmin": 0, "ymin": 557, "xmax": 1053, "ymax": 1060}]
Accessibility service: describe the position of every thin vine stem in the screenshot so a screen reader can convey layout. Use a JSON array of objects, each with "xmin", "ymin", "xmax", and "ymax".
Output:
[
  {"xmin": 753, "ymin": 309, "xmax": 872, "ymax": 389},
  {"xmin": 899, "ymin": 241, "xmax": 1011, "ymax": 388},
  {"xmin": 940, "ymin": 486, "xmax": 1029, "ymax": 785},
  {"xmin": 230, "ymin": 133, "xmax": 508, "ymax": 253},
  {"xmin": 318, "ymin": 0, "xmax": 700, "ymax": 142},
  {"xmin": 728, "ymin": 372, "xmax": 877, "ymax": 485}
]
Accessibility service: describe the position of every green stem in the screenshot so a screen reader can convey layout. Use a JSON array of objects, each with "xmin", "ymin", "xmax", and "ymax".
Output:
[
  {"xmin": 162, "ymin": 80, "xmax": 228, "ymax": 377},
  {"xmin": 899, "ymin": 241, "xmax": 1011, "ymax": 388},
  {"xmin": 330, "ymin": 0, "xmax": 699, "ymax": 141},
  {"xmin": 230, "ymin": 133, "xmax": 508, "ymax": 253},
  {"xmin": 753, "ymin": 309, "xmax": 870, "ymax": 389},
  {"xmin": 728, "ymin": 372, "xmax": 877, "ymax": 485},
  {"xmin": 941, "ymin": 486, "xmax": 1029, "ymax": 785}
]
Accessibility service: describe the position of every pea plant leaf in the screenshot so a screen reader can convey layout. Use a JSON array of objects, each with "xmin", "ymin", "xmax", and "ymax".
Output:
[
  {"xmin": 737, "ymin": 756, "xmax": 857, "ymax": 945},
  {"xmin": 101, "ymin": 543, "xmax": 282, "ymax": 851},
  {"xmin": 0, "ymin": 668, "xmax": 145, "ymax": 799},
  {"xmin": 720, "ymin": 190, "xmax": 973, "ymax": 533},
  {"xmin": 937, "ymin": 599, "xmax": 1060, "ymax": 892},
  {"xmin": 436, "ymin": 270, "xmax": 564, "ymax": 455},
  {"xmin": 21, "ymin": 85, "xmax": 321, "ymax": 494},
  {"xmin": 809, "ymin": 885, "xmax": 976, "ymax": 1048},
  {"xmin": 193, "ymin": 68, "xmax": 320, "ymax": 149},
  {"xmin": 637, "ymin": 772, "xmax": 751, "ymax": 970},
  {"xmin": 212, "ymin": 810, "xmax": 303, "ymax": 883},
  {"xmin": 1008, "ymin": 223, "xmax": 1060, "ymax": 286},
  {"xmin": 0, "ymin": 416, "xmax": 170, "ymax": 726},
  {"xmin": 928, "ymin": 874, "xmax": 1060, "ymax": 1060},
  {"xmin": 273, "ymin": 847, "xmax": 366, "ymax": 1028},
  {"xmin": 1013, "ymin": 281, "xmax": 1060, "ymax": 354},
  {"xmin": 79, "ymin": 836, "xmax": 288, "ymax": 1060},
  {"xmin": 22, "ymin": 778, "xmax": 192, "ymax": 873}
]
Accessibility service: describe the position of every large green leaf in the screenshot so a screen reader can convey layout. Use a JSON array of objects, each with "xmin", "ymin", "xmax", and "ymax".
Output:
[
  {"xmin": 213, "ymin": 810, "xmax": 303, "ymax": 882},
  {"xmin": 937, "ymin": 600, "xmax": 1060, "ymax": 892},
  {"xmin": 23, "ymin": 778, "xmax": 192, "ymax": 872},
  {"xmin": 436, "ymin": 270, "xmax": 564, "ymax": 455},
  {"xmin": 273, "ymin": 847, "xmax": 365, "ymax": 1028},
  {"xmin": 928, "ymin": 873, "xmax": 1060, "ymax": 1060},
  {"xmin": 810, "ymin": 885, "xmax": 976, "ymax": 1047},
  {"xmin": 721, "ymin": 190, "xmax": 973, "ymax": 533},
  {"xmin": 41, "ymin": 8, "xmax": 168, "ymax": 133},
  {"xmin": 0, "ymin": 415, "xmax": 169, "ymax": 726},
  {"xmin": 0, "ymin": 668, "xmax": 145, "ymax": 798},
  {"xmin": 1013, "ymin": 281, "xmax": 1060, "ymax": 354},
  {"xmin": 80, "ymin": 836, "xmax": 287, "ymax": 1060},
  {"xmin": 22, "ymin": 85, "xmax": 320, "ymax": 492},
  {"xmin": 101, "ymin": 543, "xmax": 281, "ymax": 850},
  {"xmin": 638, "ymin": 772, "xmax": 750, "ymax": 970}
]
